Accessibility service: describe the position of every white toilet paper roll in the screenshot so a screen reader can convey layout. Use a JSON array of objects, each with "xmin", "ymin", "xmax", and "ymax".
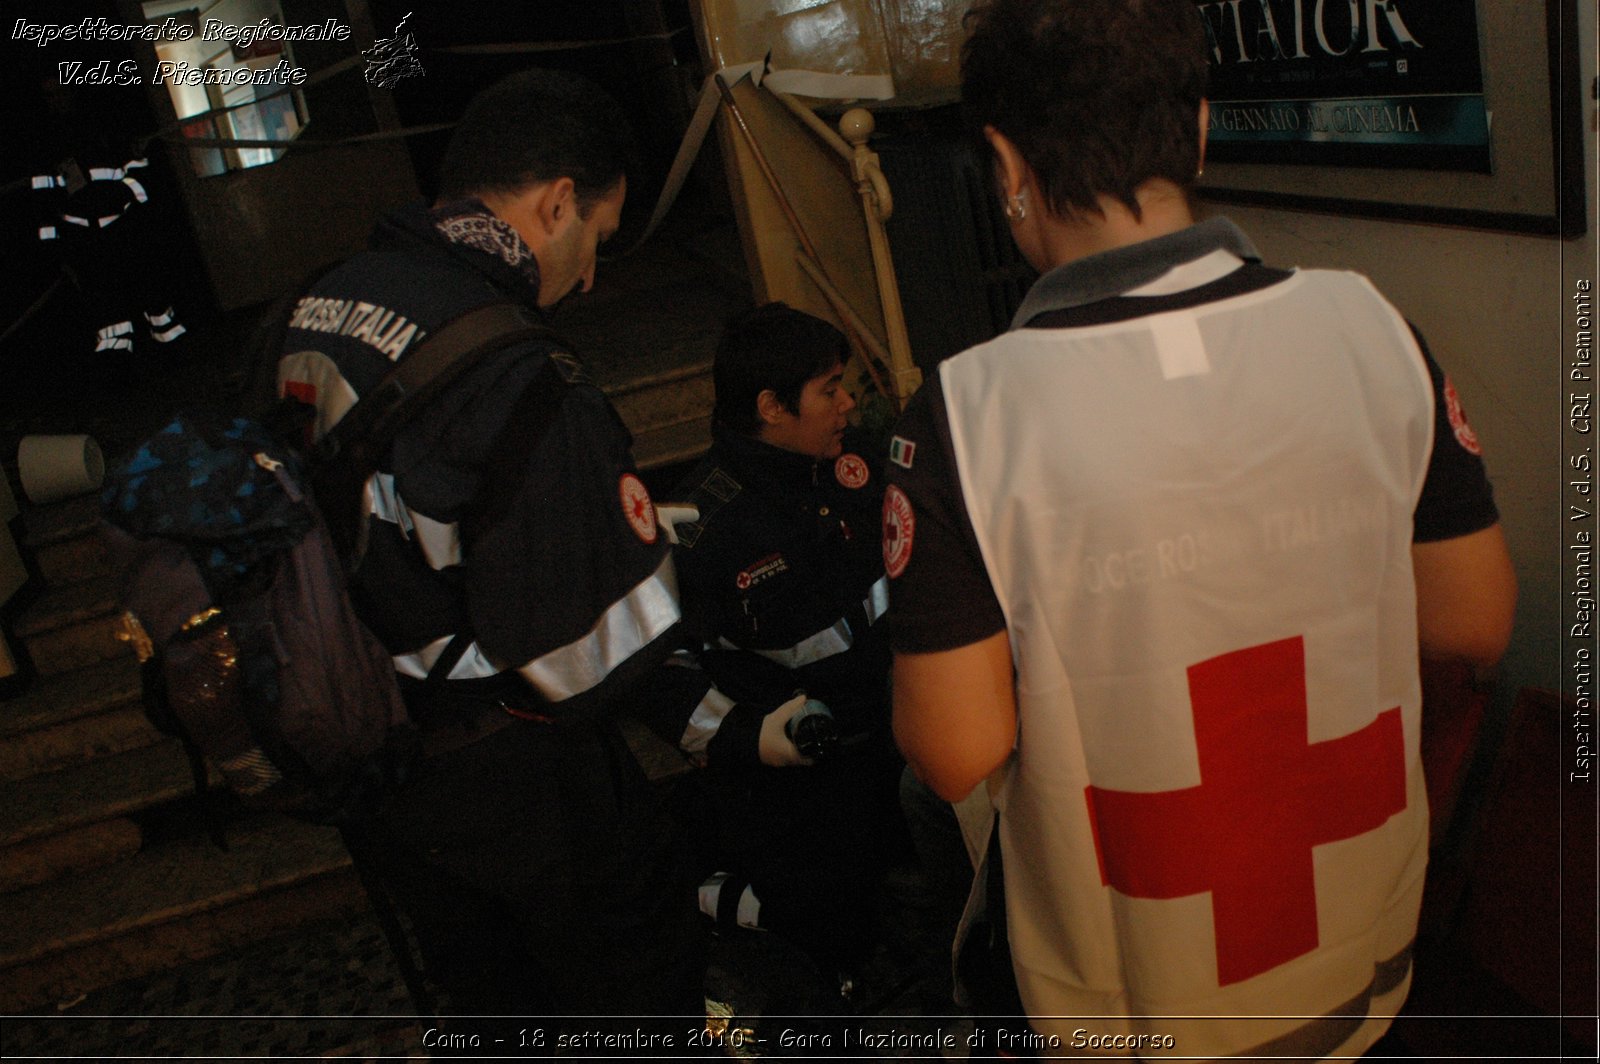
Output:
[{"xmin": 17, "ymin": 434, "xmax": 105, "ymax": 505}]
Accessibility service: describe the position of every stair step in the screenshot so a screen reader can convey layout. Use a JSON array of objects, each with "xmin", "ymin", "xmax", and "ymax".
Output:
[
  {"xmin": 606, "ymin": 360, "xmax": 713, "ymax": 431},
  {"xmin": 31, "ymin": 528, "xmax": 113, "ymax": 587},
  {"xmin": 0, "ymin": 656, "xmax": 142, "ymax": 738},
  {"xmin": 0, "ymin": 815, "xmax": 362, "ymax": 1012},
  {"xmin": 632, "ymin": 415, "xmax": 713, "ymax": 473},
  {"xmin": 603, "ymin": 360, "xmax": 713, "ymax": 472},
  {"xmin": 12, "ymin": 574, "xmax": 131, "ymax": 677},
  {"xmin": 0, "ymin": 739, "xmax": 195, "ymax": 848},
  {"xmin": 0, "ymin": 817, "xmax": 142, "ymax": 893},
  {"xmin": 620, "ymin": 715, "xmax": 696, "ymax": 783},
  {"xmin": 21, "ymin": 496, "xmax": 114, "ymax": 587},
  {"xmin": 19, "ymin": 494, "xmax": 100, "ymax": 551},
  {"xmin": 0, "ymin": 657, "xmax": 157, "ymax": 782},
  {"xmin": 0, "ymin": 704, "xmax": 162, "ymax": 783}
]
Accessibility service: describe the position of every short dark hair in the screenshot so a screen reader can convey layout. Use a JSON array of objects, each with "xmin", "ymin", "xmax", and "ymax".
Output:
[
  {"xmin": 961, "ymin": 0, "xmax": 1207, "ymax": 220},
  {"xmin": 437, "ymin": 68, "xmax": 633, "ymax": 211},
  {"xmin": 714, "ymin": 303, "xmax": 849, "ymax": 435}
]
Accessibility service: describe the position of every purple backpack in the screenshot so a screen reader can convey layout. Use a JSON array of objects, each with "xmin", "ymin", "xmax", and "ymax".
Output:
[{"xmin": 101, "ymin": 414, "xmax": 415, "ymax": 824}]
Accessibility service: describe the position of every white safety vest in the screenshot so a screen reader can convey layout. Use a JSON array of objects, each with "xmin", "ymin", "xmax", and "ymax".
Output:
[{"xmin": 941, "ymin": 268, "xmax": 1436, "ymax": 1059}]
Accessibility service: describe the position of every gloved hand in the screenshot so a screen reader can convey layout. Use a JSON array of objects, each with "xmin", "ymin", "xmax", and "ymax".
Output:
[{"xmin": 757, "ymin": 693, "xmax": 814, "ymax": 767}]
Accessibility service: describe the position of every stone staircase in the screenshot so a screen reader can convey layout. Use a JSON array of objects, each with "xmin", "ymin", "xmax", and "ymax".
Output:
[
  {"xmin": 606, "ymin": 357, "xmax": 715, "ymax": 474},
  {"xmin": 0, "ymin": 494, "xmax": 369, "ymax": 1015},
  {"xmin": 0, "ymin": 487, "xmax": 700, "ymax": 1023}
]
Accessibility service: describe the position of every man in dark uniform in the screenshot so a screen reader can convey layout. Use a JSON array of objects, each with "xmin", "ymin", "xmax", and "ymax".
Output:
[
  {"xmin": 276, "ymin": 69, "xmax": 760, "ymax": 1036},
  {"xmin": 30, "ymin": 76, "xmax": 188, "ymax": 365},
  {"xmin": 669, "ymin": 303, "xmax": 900, "ymax": 986}
]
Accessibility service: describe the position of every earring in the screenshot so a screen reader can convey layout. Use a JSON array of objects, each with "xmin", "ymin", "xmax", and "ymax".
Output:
[
  {"xmin": 1003, "ymin": 191, "xmax": 1028, "ymax": 222},
  {"xmin": 1195, "ymin": 166, "xmax": 1205, "ymax": 179}
]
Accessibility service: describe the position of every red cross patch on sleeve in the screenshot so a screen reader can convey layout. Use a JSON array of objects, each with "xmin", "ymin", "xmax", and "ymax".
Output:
[
  {"xmin": 882, "ymin": 485, "xmax": 915, "ymax": 579},
  {"xmin": 1442, "ymin": 377, "xmax": 1483, "ymax": 456},
  {"xmin": 619, "ymin": 473, "xmax": 658, "ymax": 544}
]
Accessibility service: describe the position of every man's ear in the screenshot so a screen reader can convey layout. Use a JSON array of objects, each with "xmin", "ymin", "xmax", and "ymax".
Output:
[
  {"xmin": 983, "ymin": 125, "xmax": 1028, "ymax": 200},
  {"xmin": 531, "ymin": 175, "xmax": 578, "ymax": 235},
  {"xmin": 756, "ymin": 388, "xmax": 788, "ymax": 426},
  {"xmin": 484, "ymin": 176, "xmax": 577, "ymax": 257}
]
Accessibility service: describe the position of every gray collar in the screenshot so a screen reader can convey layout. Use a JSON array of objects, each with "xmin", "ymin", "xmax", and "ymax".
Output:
[{"xmin": 1010, "ymin": 217, "xmax": 1261, "ymax": 329}]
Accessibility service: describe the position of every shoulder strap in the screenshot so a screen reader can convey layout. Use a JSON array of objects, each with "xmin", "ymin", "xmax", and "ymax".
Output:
[
  {"xmin": 460, "ymin": 356, "xmax": 571, "ymax": 538},
  {"xmin": 314, "ymin": 302, "xmax": 557, "ymax": 472},
  {"xmin": 309, "ymin": 301, "xmax": 561, "ymax": 564}
]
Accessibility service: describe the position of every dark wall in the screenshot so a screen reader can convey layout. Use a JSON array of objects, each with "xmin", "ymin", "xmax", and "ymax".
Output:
[{"xmin": 367, "ymin": 0, "xmax": 700, "ymax": 236}]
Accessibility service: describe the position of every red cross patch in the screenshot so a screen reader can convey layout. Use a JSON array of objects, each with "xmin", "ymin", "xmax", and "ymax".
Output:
[
  {"xmin": 882, "ymin": 485, "xmax": 915, "ymax": 578},
  {"xmin": 835, "ymin": 453, "xmax": 870, "ymax": 489},
  {"xmin": 1442, "ymin": 376, "xmax": 1482, "ymax": 456},
  {"xmin": 619, "ymin": 473, "xmax": 658, "ymax": 544},
  {"xmin": 1085, "ymin": 636, "xmax": 1407, "ymax": 986}
]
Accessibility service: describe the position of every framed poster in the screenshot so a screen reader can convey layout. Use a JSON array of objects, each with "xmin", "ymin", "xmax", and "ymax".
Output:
[
  {"xmin": 1201, "ymin": 0, "xmax": 1490, "ymax": 172},
  {"xmin": 1197, "ymin": 0, "xmax": 1588, "ymax": 236}
]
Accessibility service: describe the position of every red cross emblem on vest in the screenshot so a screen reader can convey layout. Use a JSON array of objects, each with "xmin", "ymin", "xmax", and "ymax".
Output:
[{"xmin": 1085, "ymin": 636, "xmax": 1407, "ymax": 986}]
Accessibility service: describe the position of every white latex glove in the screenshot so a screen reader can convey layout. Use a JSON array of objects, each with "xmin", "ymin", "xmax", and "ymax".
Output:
[
  {"xmin": 655, "ymin": 503, "xmax": 699, "ymax": 545},
  {"xmin": 757, "ymin": 693, "xmax": 813, "ymax": 767}
]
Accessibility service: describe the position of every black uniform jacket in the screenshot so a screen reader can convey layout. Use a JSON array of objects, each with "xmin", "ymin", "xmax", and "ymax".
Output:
[
  {"xmin": 671, "ymin": 425, "xmax": 891, "ymax": 742},
  {"xmin": 278, "ymin": 200, "xmax": 713, "ymax": 725}
]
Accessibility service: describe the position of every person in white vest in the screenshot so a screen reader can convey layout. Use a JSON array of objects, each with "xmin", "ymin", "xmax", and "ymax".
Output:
[{"xmin": 883, "ymin": 0, "xmax": 1518, "ymax": 1057}]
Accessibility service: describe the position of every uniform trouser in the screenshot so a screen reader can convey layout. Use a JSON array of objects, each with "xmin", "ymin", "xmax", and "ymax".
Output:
[
  {"xmin": 57, "ymin": 208, "xmax": 175, "ymax": 346},
  {"xmin": 345, "ymin": 715, "xmax": 707, "ymax": 1043},
  {"xmin": 705, "ymin": 734, "xmax": 903, "ymax": 973}
]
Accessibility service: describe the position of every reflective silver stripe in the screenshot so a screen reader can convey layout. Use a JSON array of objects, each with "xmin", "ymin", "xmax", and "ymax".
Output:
[
  {"xmin": 365, "ymin": 472, "xmax": 416, "ymax": 535},
  {"xmin": 144, "ymin": 307, "xmax": 177, "ymax": 326},
  {"xmin": 393, "ymin": 634, "xmax": 500, "ymax": 681},
  {"xmin": 124, "ymin": 157, "xmax": 149, "ymax": 170},
  {"xmin": 680, "ymin": 686, "xmax": 736, "ymax": 754},
  {"xmin": 97, "ymin": 214, "xmax": 121, "ymax": 228},
  {"xmin": 363, "ymin": 472, "xmax": 460, "ymax": 569},
  {"xmin": 38, "ymin": 226, "xmax": 57, "ymax": 240},
  {"xmin": 31, "ymin": 175, "xmax": 61, "ymax": 190},
  {"xmin": 123, "ymin": 176, "xmax": 148, "ymax": 202},
  {"xmin": 217, "ymin": 747, "xmax": 284, "ymax": 795},
  {"xmin": 392, "ymin": 556, "xmax": 682, "ymax": 694},
  {"xmin": 412, "ymin": 510, "xmax": 462, "ymax": 570},
  {"xmin": 724, "ymin": 621, "xmax": 850, "ymax": 670},
  {"xmin": 89, "ymin": 167, "xmax": 119, "ymax": 181},
  {"xmin": 150, "ymin": 322, "xmax": 187, "ymax": 343},
  {"xmin": 862, "ymin": 575, "xmax": 889, "ymax": 624},
  {"xmin": 723, "ymin": 576, "xmax": 891, "ymax": 670},
  {"xmin": 516, "ymin": 554, "xmax": 682, "ymax": 702},
  {"xmin": 96, "ymin": 322, "xmax": 135, "ymax": 352},
  {"xmin": 63, "ymin": 215, "xmax": 90, "ymax": 227}
]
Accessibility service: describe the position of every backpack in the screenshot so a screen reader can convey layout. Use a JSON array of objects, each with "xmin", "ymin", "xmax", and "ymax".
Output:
[{"xmin": 100, "ymin": 303, "xmax": 554, "ymax": 825}]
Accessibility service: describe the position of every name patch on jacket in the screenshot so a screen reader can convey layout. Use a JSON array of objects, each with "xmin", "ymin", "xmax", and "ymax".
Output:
[
  {"xmin": 735, "ymin": 553, "xmax": 788, "ymax": 590},
  {"xmin": 288, "ymin": 297, "xmax": 425, "ymax": 360}
]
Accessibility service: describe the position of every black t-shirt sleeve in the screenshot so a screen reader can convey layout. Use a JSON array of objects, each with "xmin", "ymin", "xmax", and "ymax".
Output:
[
  {"xmin": 1410, "ymin": 326, "xmax": 1500, "ymax": 543},
  {"xmin": 884, "ymin": 374, "xmax": 1007, "ymax": 654}
]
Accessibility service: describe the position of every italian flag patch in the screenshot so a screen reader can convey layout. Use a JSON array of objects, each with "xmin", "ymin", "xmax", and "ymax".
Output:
[{"xmin": 889, "ymin": 435, "xmax": 916, "ymax": 470}]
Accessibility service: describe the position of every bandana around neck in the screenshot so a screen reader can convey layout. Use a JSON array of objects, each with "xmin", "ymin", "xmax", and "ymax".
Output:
[{"xmin": 429, "ymin": 199, "xmax": 541, "ymax": 290}]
